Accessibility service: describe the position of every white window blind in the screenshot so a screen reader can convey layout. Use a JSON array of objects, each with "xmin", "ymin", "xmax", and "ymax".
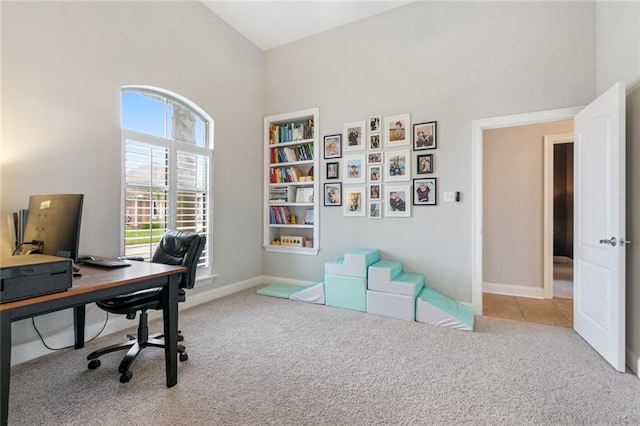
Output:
[{"xmin": 121, "ymin": 88, "xmax": 212, "ymax": 272}]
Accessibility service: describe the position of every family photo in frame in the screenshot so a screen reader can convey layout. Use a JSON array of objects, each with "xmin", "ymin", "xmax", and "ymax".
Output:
[
  {"xmin": 326, "ymin": 162, "xmax": 339, "ymax": 180},
  {"xmin": 413, "ymin": 121, "xmax": 436, "ymax": 150},
  {"xmin": 343, "ymin": 121, "xmax": 366, "ymax": 151},
  {"xmin": 324, "ymin": 182, "xmax": 342, "ymax": 206},
  {"xmin": 413, "ymin": 178, "xmax": 437, "ymax": 205},
  {"xmin": 384, "ymin": 113, "xmax": 410, "ymax": 147},
  {"xmin": 385, "ymin": 185, "xmax": 411, "ymax": 217},
  {"xmin": 417, "ymin": 154, "xmax": 433, "ymax": 174},
  {"xmin": 323, "ymin": 134, "xmax": 342, "ymax": 159}
]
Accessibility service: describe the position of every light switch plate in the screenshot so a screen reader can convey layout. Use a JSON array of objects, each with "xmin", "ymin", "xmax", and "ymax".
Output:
[{"xmin": 443, "ymin": 191, "xmax": 456, "ymax": 202}]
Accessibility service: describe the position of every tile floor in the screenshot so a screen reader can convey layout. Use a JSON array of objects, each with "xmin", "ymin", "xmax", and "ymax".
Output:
[{"xmin": 482, "ymin": 293, "xmax": 573, "ymax": 328}]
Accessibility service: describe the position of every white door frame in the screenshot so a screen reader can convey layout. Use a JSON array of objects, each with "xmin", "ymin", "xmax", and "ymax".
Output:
[
  {"xmin": 543, "ymin": 133, "xmax": 574, "ymax": 299},
  {"xmin": 471, "ymin": 107, "xmax": 583, "ymax": 314}
]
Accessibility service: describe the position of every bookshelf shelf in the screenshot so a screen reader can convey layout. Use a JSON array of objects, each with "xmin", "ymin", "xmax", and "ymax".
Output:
[{"xmin": 263, "ymin": 108, "xmax": 319, "ymax": 255}]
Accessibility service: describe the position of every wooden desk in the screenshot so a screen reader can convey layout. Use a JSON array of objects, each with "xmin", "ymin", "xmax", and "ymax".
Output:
[{"xmin": 0, "ymin": 261, "xmax": 186, "ymax": 426}]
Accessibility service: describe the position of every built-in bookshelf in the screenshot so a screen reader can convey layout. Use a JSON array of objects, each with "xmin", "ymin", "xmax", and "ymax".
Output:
[{"xmin": 263, "ymin": 108, "xmax": 319, "ymax": 255}]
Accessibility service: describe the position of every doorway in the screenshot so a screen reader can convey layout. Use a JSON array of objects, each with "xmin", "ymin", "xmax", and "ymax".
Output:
[
  {"xmin": 482, "ymin": 126, "xmax": 574, "ymax": 327},
  {"xmin": 472, "ymin": 108, "xmax": 580, "ymax": 315}
]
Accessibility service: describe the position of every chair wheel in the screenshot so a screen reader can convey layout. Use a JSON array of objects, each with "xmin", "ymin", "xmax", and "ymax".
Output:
[
  {"xmin": 177, "ymin": 334, "xmax": 184, "ymax": 342},
  {"xmin": 88, "ymin": 359, "xmax": 101, "ymax": 370},
  {"xmin": 179, "ymin": 352, "xmax": 188, "ymax": 362},
  {"xmin": 120, "ymin": 371, "xmax": 133, "ymax": 383}
]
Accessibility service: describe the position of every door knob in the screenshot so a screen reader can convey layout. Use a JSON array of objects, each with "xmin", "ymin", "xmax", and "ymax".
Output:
[{"xmin": 599, "ymin": 237, "xmax": 617, "ymax": 247}]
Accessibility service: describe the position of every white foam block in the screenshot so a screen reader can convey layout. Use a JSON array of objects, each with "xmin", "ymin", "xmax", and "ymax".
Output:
[
  {"xmin": 368, "ymin": 272, "xmax": 424, "ymax": 297},
  {"xmin": 366, "ymin": 290, "xmax": 416, "ymax": 322},
  {"xmin": 325, "ymin": 248, "xmax": 380, "ymax": 278},
  {"xmin": 290, "ymin": 282, "xmax": 325, "ymax": 304}
]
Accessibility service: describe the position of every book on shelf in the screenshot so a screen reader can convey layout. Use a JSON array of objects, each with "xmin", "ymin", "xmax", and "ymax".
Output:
[
  {"xmin": 270, "ymin": 143, "xmax": 314, "ymax": 163},
  {"xmin": 270, "ymin": 166, "xmax": 302, "ymax": 183},
  {"xmin": 295, "ymin": 187, "xmax": 314, "ymax": 203},
  {"xmin": 304, "ymin": 209, "xmax": 314, "ymax": 225},
  {"xmin": 270, "ymin": 205, "xmax": 291, "ymax": 224},
  {"xmin": 269, "ymin": 120, "xmax": 314, "ymax": 144},
  {"xmin": 269, "ymin": 187, "xmax": 289, "ymax": 202}
]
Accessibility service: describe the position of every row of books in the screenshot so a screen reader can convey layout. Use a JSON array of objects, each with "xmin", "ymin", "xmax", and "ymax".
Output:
[
  {"xmin": 270, "ymin": 143, "xmax": 314, "ymax": 164},
  {"xmin": 7, "ymin": 209, "xmax": 29, "ymax": 251},
  {"xmin": 270, "ymin": 166, "xmax": 305, "ymax": 183},
  {"xmin": 269, "ymin": 120, "xmax": 314, "ymax": 144},
  {"xmin": 269, "ymin": 187, "xmax": 289, "ymax": 202},
  {"xmin": 270, "ymin": 205, "xmax": 291, "ymax": 224}
]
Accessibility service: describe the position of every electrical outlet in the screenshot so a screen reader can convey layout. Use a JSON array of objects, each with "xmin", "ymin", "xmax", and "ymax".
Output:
[{"xmin": 443, "ymin": 192, "xmax": 456, "ymax": 202}]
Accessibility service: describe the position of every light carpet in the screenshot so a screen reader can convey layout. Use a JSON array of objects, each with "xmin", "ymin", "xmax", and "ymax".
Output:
[{"xmin": 8, "ymin": 287, "xmax": 640, "ymax": 425}]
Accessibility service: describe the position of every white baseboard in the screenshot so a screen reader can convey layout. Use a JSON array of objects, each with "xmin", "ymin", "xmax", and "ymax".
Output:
[
  {"xmin": 626, "ymin": 347, "xmax": 640, "ymax": 377},
  {"xmin": 10, "ymin": 276, "xmax": 264, "ymax": 366},
  {"xmin": 483, "ymin": 281, "xmax": 545, "ymax": 299}
]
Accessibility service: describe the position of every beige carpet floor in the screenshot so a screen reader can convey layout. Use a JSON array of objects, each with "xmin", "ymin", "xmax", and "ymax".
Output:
[{"xmin": 7, "ymin": 286, "xmax": 640, "ymax": 425}]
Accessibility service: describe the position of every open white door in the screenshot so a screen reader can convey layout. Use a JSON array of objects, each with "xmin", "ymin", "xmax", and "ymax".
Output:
[{"xmin": 574, "ymin": 82, "xmax": 626, "ymax": 372}]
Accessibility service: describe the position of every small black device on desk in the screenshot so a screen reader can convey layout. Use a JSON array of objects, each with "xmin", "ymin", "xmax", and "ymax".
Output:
[
  {"xmin": 78, "ymin": 256, "xmax": 131, "ymax": 268},
  {"xmin": 0, "ymin": 254, "xmax": 73, "ymax": 303}
]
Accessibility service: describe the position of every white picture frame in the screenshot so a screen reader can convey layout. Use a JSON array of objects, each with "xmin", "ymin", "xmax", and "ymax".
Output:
[
  {"xmin": 344, "ymin": 153, "xmax": 366, "ymax": 184},
  {"xmin": 369, "ymin": 183, "xmax": 382, "ymax": 201},
  {"xmin": 368, "ymin": 165, "xmax": 382, "ymax": 182},
  {"xmin": 344, "ymin": 186, "xmax": 366, "ymax": 217},
  {"xmin": 385, "ymin": 185, "xmax": 411, "ymax": 217},
  {"xmin": 343, "ymin": 120, "xmax": 366, "ymax": 152},
  {"xmin": 369, "ymin": 201, "xmax": 382, "ymax": 219},
  {"xmin": 384, "ymin": 149, "xmax": 411, "ymax": 182},
  {"xmin": 384, "ymin": 113, "xmax": 410, "ymax": 147}
]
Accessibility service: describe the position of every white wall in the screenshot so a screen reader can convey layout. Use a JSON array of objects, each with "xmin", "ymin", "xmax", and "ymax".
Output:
[
  {"xmin": 262, "ymin": 1, "xmax": 596, "ymax": 302},
  {"xmin": 0, "ymin": 2, "xmax": 264, "ymax": 350},
  {"xmin": 483, "ymin": 120, "xmax": 573, "ymax": 291}
]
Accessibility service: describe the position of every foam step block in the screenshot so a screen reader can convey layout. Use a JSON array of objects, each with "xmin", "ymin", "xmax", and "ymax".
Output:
[
  {"xmin": 256, "ymin": 283, "xmax": 303, "ymax": 299},
  {"xmin": 368, "ymin": 260, "xmax": 403, "ymax": 282},
  {"xmin": 324, "ymin": 274, "xmax": 367, "ymax": 312},
  {"xmin": 366, "ymin": 290, "xmax": 416, "ymax": 322},
  {"xmin": 368, "ymin": 268, "xmax": 424, "ymax": 297},
  {"xmin": 325, "ymin": 248, "xmax": 380, "ymax": 278},
  {"xmin": 415, "ymin": 286, "xmax": 475, "ymax": 331},
  {"xmin": 290, "ymin": 282, "xmax": 325, "ymax": 304}
]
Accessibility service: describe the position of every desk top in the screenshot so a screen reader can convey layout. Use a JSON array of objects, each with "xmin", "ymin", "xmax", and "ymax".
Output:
[{"xmin": 0, "ymin": 261, "xmax": 185, "ymax": 312}]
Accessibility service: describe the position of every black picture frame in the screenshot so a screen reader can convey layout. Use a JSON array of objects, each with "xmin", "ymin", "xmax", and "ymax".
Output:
[
  {"xmin": 413, "ymin": 121, "xmax": 437, "ymax": 150},
  {"xmin": 326, "ymin": 161, "xmax": 339, "ymax": 180},
  {"xmin": 416, "ymin": 154, "xmax": 433, "ymax": 174},
  {"xmin": 413, "ymin": 178, "xmax": 437, "ymax": 205},
  {"xmin": 324, "ymin": 182, "xmax": 342, "ymax": 206},
  {"xmin": 324, "ymin": 134, "xmax": 342, "ymax": 159}
]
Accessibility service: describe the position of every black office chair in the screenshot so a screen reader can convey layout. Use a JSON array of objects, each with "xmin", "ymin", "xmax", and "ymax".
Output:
[{"xmin": 87, "ymin": 230, "xmax": 206, "ymax": 383}]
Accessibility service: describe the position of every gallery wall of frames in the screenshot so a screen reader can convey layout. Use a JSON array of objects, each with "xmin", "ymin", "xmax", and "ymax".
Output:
[{"xmin": 323, "ymin": 113, "xmax": 437, "ymax": 219}]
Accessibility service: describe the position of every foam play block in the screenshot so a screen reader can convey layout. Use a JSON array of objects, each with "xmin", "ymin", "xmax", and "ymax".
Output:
[
  {"xmin": 325, "ymin": 248, "xmax": 380, "ymax": 278},
  {"xmin": 324, "ymin": 274, "xmax": 367, "ymax": 312},
  {"xmin": 366, "ymin": 290, "xmax": 416, "ymax": 322},
  {"xmin": 290, "ymin": 282, "xmax": 325, "ymax": 304},
  {"xmin": 256, "ymin": 283, "xmax": 303, "ymax": 299},
  {"xmin": 368, "ymin": 260, "xmax": 403, "ymax": 282},
  {"xmin": 368, "ymin": 270, "xmax": 424, "ymax": 297},
  {"xmin": 415, "ymin": 286, "xmax": 475, "ymax": 331}
]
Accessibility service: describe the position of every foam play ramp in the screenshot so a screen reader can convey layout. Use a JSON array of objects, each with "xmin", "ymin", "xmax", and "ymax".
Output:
[
  {"xmin": 289, "ymin": 282, "xmax": 325, "ymax": 304},
  {"xmin": 415, "ymin": 285, "xmax": 475, "ymax": 331},
  {"xmin": 256, "ymin": 283, "xmax": 303, "ymax": 299}
]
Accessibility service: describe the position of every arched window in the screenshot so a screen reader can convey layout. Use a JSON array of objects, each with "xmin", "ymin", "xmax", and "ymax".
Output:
[{"xmin": 121, "ymin": 86, "xmax": 212, "ymax": 274}]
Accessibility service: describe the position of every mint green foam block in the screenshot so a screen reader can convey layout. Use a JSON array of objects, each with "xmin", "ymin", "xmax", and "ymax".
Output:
[
  {"xmin": 416, "ymin": 286, "xmax": 474, "ymax": 331},
  {"xmin": 324, "ymin": 274, "xmax": 367, "ymax": 312},
  {"xmin": 257, "ymin": 283, "xmax": 303, "ymax": 299}
]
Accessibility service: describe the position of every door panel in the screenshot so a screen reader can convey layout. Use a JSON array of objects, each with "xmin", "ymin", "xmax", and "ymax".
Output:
[{"xmin": 574, "ymin": 82, "xmax": 626, "ymax": 372}]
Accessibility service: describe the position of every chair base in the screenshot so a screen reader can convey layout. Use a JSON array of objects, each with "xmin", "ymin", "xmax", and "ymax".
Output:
[{"xmin": 87, "ymin": 311, "xmax": 187, "ymax": 383}]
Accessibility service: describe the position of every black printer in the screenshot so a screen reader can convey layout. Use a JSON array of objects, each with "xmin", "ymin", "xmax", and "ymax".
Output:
[{"xmin": 0, "ymin": 254, "xmax": 73, "ymax": 304}]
